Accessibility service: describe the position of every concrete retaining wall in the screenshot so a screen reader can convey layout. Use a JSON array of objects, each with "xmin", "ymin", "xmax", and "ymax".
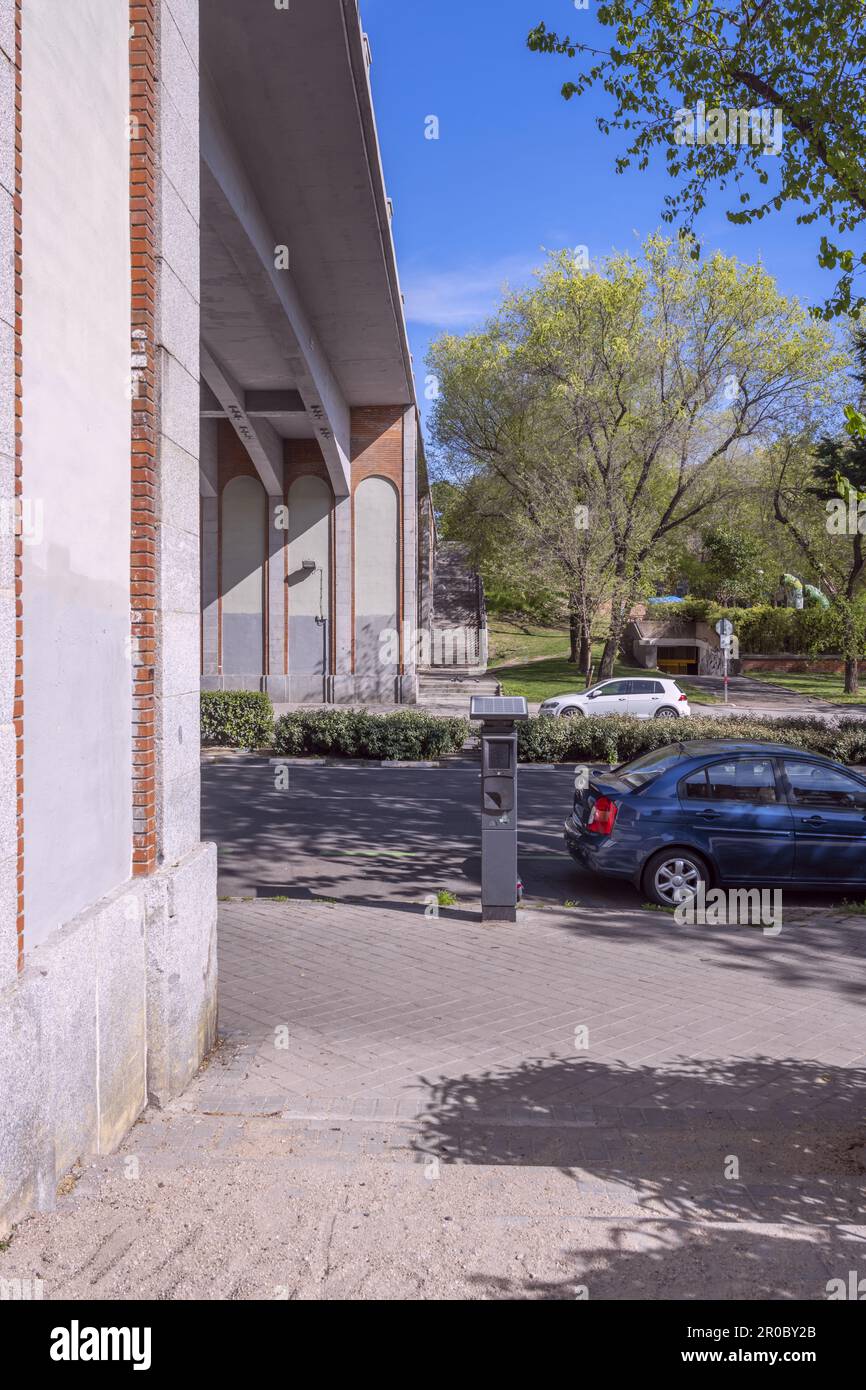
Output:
[{"xmin": 0, "ymin": 842, "xmax": 216, "ymax": 1233}]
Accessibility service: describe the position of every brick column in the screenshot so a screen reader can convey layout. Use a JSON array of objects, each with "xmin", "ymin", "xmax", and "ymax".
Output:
[
  {"xmin": 129, "ymin": 0, "xmax": 159, "ymax": 874},
  {"xmin": 400, "ymin": 405, "xmax": 418, "ymax": 703}
]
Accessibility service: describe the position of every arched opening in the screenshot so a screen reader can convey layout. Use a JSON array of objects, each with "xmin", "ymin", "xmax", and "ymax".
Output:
[
  {"xmin": 221, "ymin": 474, "xmax": 266, "ymax": 675},
  {"xmin": 354, "ymin": 475, "xmax": 399, "ymax": 693},
  {"xmin": 287, "ymin": 475, "xmax": 332, "ymax": 685}
]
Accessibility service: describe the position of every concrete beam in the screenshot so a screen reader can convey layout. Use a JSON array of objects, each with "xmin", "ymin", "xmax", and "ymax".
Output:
[
  {"xmin": 201, "ymin": 74, "xmax": 351, "ymax": 496},
  {"xmin": 199, "ymin": 383, "xmax": 305, "ymax": 420},
  {"xmin": 246, "ymin": 389, "xmax": 305, "ymax": 416},
  {"xmin": 200, "ymin": 341, "xmax": 284, "ymax": 496}
]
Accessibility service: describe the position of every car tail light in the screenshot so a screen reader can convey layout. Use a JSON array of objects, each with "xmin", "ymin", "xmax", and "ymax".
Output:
[
  {"xmin": 678, "ymin": 693, "xmax": 688, "ymax": 702},
  {"xmin": 587, "ymin": 796, "xmax": 618, "ymax": 835}
]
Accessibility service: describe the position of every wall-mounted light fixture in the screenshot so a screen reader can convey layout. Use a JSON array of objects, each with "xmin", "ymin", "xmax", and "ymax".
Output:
[{"xmin": 301, "ymin": 559, "xmax": 316, "ymax": 572}]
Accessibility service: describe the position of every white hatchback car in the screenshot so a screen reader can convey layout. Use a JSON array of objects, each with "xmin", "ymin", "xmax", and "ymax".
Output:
[{"xmin": 539, "ymin": 677, "xmax": 691, "ymax": 720}]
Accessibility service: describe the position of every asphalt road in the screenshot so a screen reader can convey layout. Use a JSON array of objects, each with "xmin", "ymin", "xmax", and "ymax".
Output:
[{"xmin": 202, "ymin": 756, "xmax": 864, "ymax": 914}]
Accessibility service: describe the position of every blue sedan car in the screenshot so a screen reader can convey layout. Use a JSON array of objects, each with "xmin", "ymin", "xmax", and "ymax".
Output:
[{"xmin": 563, "ymin": 740, "xmax": 866, "ymax": 906}]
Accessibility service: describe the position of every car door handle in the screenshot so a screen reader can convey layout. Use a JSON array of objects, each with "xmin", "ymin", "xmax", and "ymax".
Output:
[
  {"xmin": 800, "ymin": 815, "xmax": 825, "ymax": 825},
  {"xmin": 697, "ymin": 809, "xmax": 721, "ymax": 820}
]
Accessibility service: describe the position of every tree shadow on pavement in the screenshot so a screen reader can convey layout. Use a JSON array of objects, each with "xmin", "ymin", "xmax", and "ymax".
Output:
[
  {"xmin": 469, "ymin": 1222, "xmax": 865, "ymax": 1301},
  {"xmin": 204, "ymin": 756, "xmax": 866, "ymax": 1003},
  {"xmin": 412, "ymin": 1052, "xmax": 866, "ymax": 1299},
  {"xmin": 412, "ymin": 1053, "xmax": 866, "ymax": 1220}
]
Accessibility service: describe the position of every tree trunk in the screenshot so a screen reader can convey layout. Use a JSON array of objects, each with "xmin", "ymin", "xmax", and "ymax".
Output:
[
  {"xmin": 599, "ymin": 589, "xmax": 631, "ymax": 679},
  {"xmin": 845, "ymin": 656, "xmax": 859, "ymax": 696},
  {"xmin": 598, "ymin": 637, "xmax": 616, "ymax": 680},
  {"xmin": 569, "ymin": 601, "xmax": 580, "ymax": 664},
  {"xmin": 841, "ymin": 605, "xmax": 859, "ymax": 695},
  {"xmin": 583, "ymin": 637, "xmax": 594, "ymax": 687},
  {"xmin": 578, "ymin": 626, "xmax": 591, "ymax": 685}
]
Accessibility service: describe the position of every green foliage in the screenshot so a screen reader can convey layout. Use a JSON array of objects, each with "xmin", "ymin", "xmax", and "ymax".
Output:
[
  {"xmin": 528, "ymin": 3, "xmax": 866, "ymax": 319},
  {"xmin": 814, "ymin": 326, "xmax": 866, "ymax": 492},
  {"xmin": 429, "ymin": 234, "xmax": 842, "ymax": 682},
  {"xmin": 646, "ymin": 598, "xmax": 714, "ymax": 623},
  {"xmin": 273, "ymin": 709, "xmax": 469, "ymax": 761},
  {"xmin": 429, "ymin": 480, "xmax": 464, "ymax": 538},
  {"xmin": 517, "ymin": 714, "xmax": 866, "ymax": 765},
  {"xmin": 692, "ymin": 526, "xmax": 772, "ymax": 606},
  {"xmin": 644, "ymin": 600, "xmax": 865, "ymax": 654},
  {"xmin": 200, "ymin": 691, "xmax": 275, "ymax": 749}
]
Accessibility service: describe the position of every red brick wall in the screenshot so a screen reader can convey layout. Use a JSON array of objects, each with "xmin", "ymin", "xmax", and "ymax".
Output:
[
  {"xmin": 129, "ymin": 1, "xmax": 159, "ymax": 875},
  {"xmin": 350, "ymin": 408, "xmax": 404, "ymax": 672},
  {"xmin": 740, "ymin": 657, "xmax": 866, "ymax": 675},
  {"xmin": 351, "ymin": 407, "xmax": 404, "ymax": 491}
]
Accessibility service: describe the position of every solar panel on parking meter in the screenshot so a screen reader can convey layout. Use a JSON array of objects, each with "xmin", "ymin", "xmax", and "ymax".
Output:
[{"xmin": 470, "ymin": 696, "xmax": 529, "ymax": 921}]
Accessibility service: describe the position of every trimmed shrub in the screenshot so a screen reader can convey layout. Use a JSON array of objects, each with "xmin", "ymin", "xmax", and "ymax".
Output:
[
  {"xmin": 647, "ymin": 598, "xmax": 715, "ymax": 623},
  {"xmin": 644, "ymin": 601, "xmax": 865, "ymax": 655},
  {"xmin": 201, "ymin": 691, "xmax": 275, "ymax": 749},
  {"xmin": 821, "ymin": 720, "xmax": 866, "ymax": 766},
  {"xmin": 273, "ymin": 708, "xmax": 469, "ymax": 760},
  {"xmin": 517, "ymin": 714, "xmax": 866, "ymax": 765}
]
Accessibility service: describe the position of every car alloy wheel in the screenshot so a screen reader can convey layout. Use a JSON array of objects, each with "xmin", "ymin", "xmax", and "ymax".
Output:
[
  {"xmin": 654, "ymin": 706, "xmax": 679, "ymax": 718},
  {"xmin": 561, "ymin": 706, "xmax": 584, "ymax": 718},
  {"xmin": 652, "ymin": 854, "xmax": 704, "ymax": 906}
]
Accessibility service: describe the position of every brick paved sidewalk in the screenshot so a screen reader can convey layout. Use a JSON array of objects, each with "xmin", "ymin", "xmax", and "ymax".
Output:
[{"xmin": 1, "ymin": 898, "xmax": 864, "ymax": 1299}]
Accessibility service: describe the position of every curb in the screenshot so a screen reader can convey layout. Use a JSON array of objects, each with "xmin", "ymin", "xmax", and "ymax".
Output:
[{"xmin": 202, "ymin": 749, "xmax": 481, "ymax": 770}]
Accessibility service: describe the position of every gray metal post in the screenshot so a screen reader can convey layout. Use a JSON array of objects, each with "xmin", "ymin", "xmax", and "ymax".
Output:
[{"xmin": 471, "ymin": 696, "xmax": 529, "ymax": 922}]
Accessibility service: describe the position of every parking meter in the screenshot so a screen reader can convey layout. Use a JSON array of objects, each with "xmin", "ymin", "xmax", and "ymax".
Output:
[{"xmin": 470, "ymin": 696, "xmax": 529, "ymax": 922}]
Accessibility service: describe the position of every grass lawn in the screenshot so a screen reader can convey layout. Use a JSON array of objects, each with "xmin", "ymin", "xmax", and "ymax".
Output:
[
  {"xmin": 746, "ymin": 671, "xmax": 866, "ymax": 705},
  {"xmin": 491, "ymin": 643, "xmax": 720, "ymax": 705},
  {"xmin": 486, "ymin": 617, "xmax": 571, "ymax": 667}
]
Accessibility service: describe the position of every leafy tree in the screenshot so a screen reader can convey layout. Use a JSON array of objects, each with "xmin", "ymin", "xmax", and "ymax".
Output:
[
  {"xmin": 433, "ymin": 473, "xmax": 566, "ymax": 626},
  {"xmin": 430, "ymin": 236, "xmax": 842, "ymax": 678},
  {"xmin": 771, "ymin": 438, "xmax": 865, "ymax": 692},
  {"xmin": 812, "ymin": 324, "xmax": 866, "ymax": 494},
  {"xmin": 429, "ymin": 480, "xmax": 464, "ymax": 537},
  {"xmin": 528, "ymin": 2, "xmax": 866, "ymax": 321},
  {"xmin": 696, "ymin": 525, "xmax": 770, "ymax": 606}
]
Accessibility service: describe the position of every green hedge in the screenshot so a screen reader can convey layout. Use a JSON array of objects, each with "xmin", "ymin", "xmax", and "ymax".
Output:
[
  {"xmin": 517, "ymin": 714, "xmax": 866, "ymax": 766},
  {"xmin": 273, "ymin": 708, "xmax": 469, "ymax": 760},
  {"xmin": 202, "ymin": 699, "xmax": 866, "ymax": 767},
  {"xmin": 201, "ymin": 691, "xmax": 275, "ymax": 749},
  {"xmin": 646, "ymin": 601, "xmax": 866, "ymax": 656}
]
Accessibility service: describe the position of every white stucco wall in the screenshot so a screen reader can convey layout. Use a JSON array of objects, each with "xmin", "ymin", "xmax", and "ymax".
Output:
[
  {"xmin": 21, "ymin": 0, "xmax": 132, "ymax": 947},
  {"xmin": 0, "ymin": 0, "xmax": 18, "ymax": 986},
  {"xmin": 354, "ymin": 475, "xmax": 399, "ymax": 686}
]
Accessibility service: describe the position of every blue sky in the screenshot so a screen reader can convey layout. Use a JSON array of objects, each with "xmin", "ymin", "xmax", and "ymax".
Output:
[{"xmin": 360, "ymin": 0, "xmax": 841, "ymax": 436}]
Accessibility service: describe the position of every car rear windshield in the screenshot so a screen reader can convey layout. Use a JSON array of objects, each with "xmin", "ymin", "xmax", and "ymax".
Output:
[{"xmin": 613, "ymin": 744, "xmax": 688, "ymax": 789}]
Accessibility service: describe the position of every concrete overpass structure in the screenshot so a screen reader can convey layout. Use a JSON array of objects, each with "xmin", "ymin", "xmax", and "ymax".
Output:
[{"xmin": 199, "ymin": 0, "xmax": 425, "ymax": 704}]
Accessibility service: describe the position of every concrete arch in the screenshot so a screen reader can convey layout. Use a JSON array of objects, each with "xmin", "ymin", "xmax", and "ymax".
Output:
[
  {"xmin": 354, "ymin": 475, "xmax": 400, "ymax": 694},
  {"xmin": 221, "ymin": 474, "xmax": 265, "ymax": 675}
]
